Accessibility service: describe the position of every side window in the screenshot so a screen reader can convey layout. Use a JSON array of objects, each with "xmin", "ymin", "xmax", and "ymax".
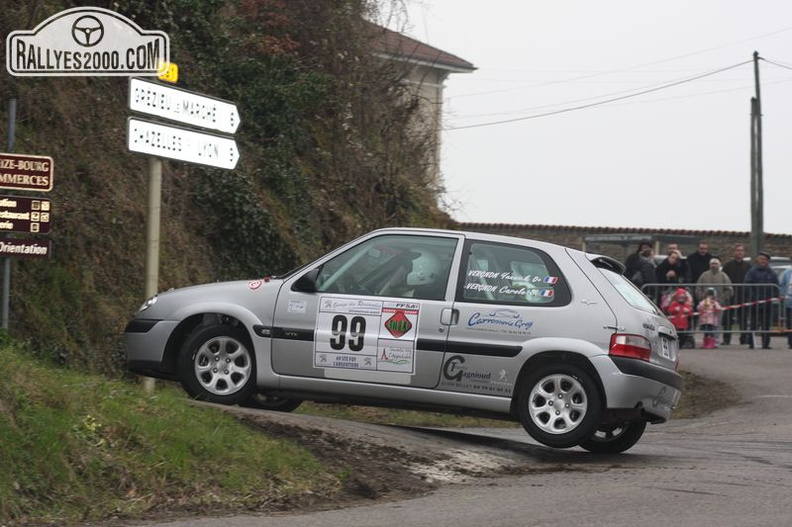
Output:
[
  {"xmin": 458, "ymin": 241, "xmax": 571, "ymax": 306},
  {"xmin": 315, "ymin": 234, "xmax": 457, "ymax": 300}
]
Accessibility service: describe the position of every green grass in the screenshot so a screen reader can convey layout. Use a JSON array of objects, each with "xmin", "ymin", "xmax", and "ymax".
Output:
[{"xmin": 0, "ymin": 343, "xmax": 337, "ymax": 524}]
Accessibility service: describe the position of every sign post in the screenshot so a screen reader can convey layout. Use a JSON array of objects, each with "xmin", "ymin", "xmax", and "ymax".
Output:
[{"xmin": 127, "ymin": 79, "xmax": 240, "ymax": 390}]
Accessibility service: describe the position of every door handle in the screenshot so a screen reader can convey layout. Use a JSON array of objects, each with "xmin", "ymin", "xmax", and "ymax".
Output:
[{"xmin": 441, "ymin": 308, "xmax": 459, "ymax": 326}]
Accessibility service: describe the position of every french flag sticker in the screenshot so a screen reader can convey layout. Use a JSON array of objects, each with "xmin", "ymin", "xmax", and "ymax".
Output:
[
  {"xmin": 541, "ymin": 289, "xmax": 554, "ymax": 298},
  {"xmin": 543, "ymin": 276, "xmax": 558, "ymax": 284}
]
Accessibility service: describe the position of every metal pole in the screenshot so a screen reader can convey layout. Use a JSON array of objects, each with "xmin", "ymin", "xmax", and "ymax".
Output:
[
  {"xmin": 2, "ymin": 99, "xmax": 17, "ymax": 330},
  {"xmin": 753, "ymin": 51, "xmax": 764, "ymax": 255},
  {"xmin": 145, "ymin": 156, "xmax": 162, "ymax": 299},
  {"xmin": 142, "ymin": 155, "xmax": 162, "ymax": 392},
  {"xmin": 749, "ymin": 97, "xmax": 758, "ymax": 259}
]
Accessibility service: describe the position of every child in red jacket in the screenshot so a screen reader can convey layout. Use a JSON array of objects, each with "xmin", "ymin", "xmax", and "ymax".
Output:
[{"xmin": 666, "ymin": 287, "xmax": 694, "ymax": 348}]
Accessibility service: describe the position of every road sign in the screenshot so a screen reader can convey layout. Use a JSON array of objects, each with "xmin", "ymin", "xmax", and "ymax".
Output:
[
  {"xmin": 127, "ymin": 117, "xmax": 239, "ymax": 170},
  {"xmin": 0, "ymin": 195, "xmax": 51, "ymax": 234},
  {"xmin": 129, "ymin": 77, "xmax": 240, "ymax": 134},
  {"xmin": 0, "ymin": 152, "xmax": 54, "ymax": 192},
  {"xmin": 0, "ymin": 238, "xmax": 52, "ymax": 259}
]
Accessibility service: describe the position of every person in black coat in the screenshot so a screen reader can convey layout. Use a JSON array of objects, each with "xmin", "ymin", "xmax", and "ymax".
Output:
[
  {"xmin": 624, "ymin": 240, "xmax": 652, "ymax": 282},
  {"xmin": 687, "ymin": 241, "xmax": 713, "ymax": 283},
  {"xmin": 744, "ymin": 251, "xmax": 780, "ymax": 349},
  {"xmin": 721, "ymin": 244, "xmax": 752, "ymax": 344},
  {"xmin": 656, "ymin": 250, "xmax": 690, "ymax": 285}
]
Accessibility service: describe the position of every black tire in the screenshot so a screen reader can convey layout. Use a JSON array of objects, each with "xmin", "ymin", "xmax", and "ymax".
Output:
[
  {"xmin": 578, "ymin": 421, "xmax": 647, "ymax": 454},
  {"xmin": 178, "ymin": 324, "xmax": 257, "ymax": 405},
  {"xmin": 517, "ymin": 363, "xmax": 602, "ymax": 449},
  {"xmin": 240, "ymin": 393, "xmax": 303, "ymax": 413}
]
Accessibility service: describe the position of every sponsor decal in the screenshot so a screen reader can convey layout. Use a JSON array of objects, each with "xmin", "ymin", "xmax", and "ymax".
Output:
[
  {"xmin": 466, "ymin": 310, "xmax": 534, "ymax": 334},
  {"xmin": 248, "ymin": 280, "xmax": 262, "ymax": 290},
  {"xmin": 314, "ymin": 297, "xmax": 419, "ymax": 373},
  {"xmin": 441, "ymin": 355, "xmax": 513, "ymax": 394},
  {"xmin": 384, "ymin": 310, "xmax": 412, "ymax": 338},
  {"xmin": 288, "ymin": 300, "xmax": 307, "ymax": 314}
]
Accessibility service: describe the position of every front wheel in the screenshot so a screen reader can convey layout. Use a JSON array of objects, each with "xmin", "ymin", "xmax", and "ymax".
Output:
[
  {"xmin": 578, "ymin": 421, "xmax": 647, "ymax": 454},
  {"xmin": 178, "ymin": 324, "xmax": 256, "ymax": 405},
  {"xmin": 517, "ymin": 363, "xmax": 602, "ymax": 449}
]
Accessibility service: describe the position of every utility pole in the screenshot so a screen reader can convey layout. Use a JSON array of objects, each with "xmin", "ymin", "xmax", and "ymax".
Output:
[{"xmin": 750, "ymin": 51, "xmax": 764, "ymax": 258}]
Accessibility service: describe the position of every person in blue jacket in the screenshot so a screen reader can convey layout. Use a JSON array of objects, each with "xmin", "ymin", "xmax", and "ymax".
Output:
[
  {"xmin": 779, "ymin": 262, "xmax": 792, "ymax": 350},
  {"xmin": 744, "ymin": 252, "xmax": 780, "ymax": 349}
]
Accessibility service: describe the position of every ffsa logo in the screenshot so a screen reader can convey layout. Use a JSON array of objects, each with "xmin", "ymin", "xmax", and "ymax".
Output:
[{"xmin": 6, "ymin": 7, "xmax": 169, "ymax": 76}]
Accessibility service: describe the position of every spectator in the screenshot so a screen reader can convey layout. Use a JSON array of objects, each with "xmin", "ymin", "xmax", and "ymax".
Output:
[
  {"xmin": 744, "ymin": 251, "xmax": 779, "ymax": 349},
  {"xmin": 696, "ymin": 257, "xmax": 733, "ymax": 305},
  {"xmin": 721, "ymin": 244, "xmax": 751, "ymax": 345},
  {"xmin": 687, "ymin": 241, "xmax": 713, "ymax": 282},
  {"xmin": 666, "ymin": 243, "xmax": 684, "ymax": 258},
  {"xmin": 656, "ymin": 250, "xmax": 690, "ymax": 285},
  {"xmin": 666, "ymin": 287, "xmax": 694, "ymax": 348},
  {"xmin": 779, "ymin": 263, "xmax": 792, "ymax": 350},
  {"xmin": 655, "ymin": 250, "xmax": 690, "ymax": 310},
  {"xmin": 697, "ymin": 288, "xmax": 722, "ymax": 349},
  {"xmin": 630, "ymin": 247, "xmax": 656, "ymax": 290},
  {"xmin": 624, "ymin": 240, "xmax": 652, "ymax": 283}
]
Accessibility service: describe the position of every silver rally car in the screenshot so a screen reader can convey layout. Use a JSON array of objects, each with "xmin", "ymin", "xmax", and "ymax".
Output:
[{"xmin": 125, "ymin": 227, "xmax": 682, "ymax": 453}]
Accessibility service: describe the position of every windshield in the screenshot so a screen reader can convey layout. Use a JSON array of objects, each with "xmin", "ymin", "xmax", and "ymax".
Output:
[{"xmin": 599, "ymin": 267, "xmax": 660, "ymax": 314}]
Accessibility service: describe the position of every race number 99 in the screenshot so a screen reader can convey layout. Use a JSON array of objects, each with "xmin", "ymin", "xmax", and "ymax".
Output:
[{"xmin": 330, "ymin": 315, "xmax": 366, "ymax": 352}]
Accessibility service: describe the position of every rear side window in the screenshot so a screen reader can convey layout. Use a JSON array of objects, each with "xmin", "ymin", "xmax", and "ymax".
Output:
[
  {"xmin": 457, "ymin": 241, "xmax": 571, "ymax": 306},
  {"xmin": 598, "ymin": 266, "xmax": 660, "ymax": 314}
]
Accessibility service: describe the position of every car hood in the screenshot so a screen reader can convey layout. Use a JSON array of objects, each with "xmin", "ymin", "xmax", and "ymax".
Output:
[{"xmin": 137, "ymin": 278, "xmax": 284, "ymax": 321}]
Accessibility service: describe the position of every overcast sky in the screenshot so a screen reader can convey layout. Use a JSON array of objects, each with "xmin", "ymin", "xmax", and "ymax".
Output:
[{"xmin": 399, "ymin": 1, "xmax": 792, "ymax": 234}]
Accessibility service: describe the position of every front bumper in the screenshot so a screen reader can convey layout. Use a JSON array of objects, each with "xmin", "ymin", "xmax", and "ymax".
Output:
[{"xmin": 124, "ymin": 318, "xmax": 179, "ymax": 375}]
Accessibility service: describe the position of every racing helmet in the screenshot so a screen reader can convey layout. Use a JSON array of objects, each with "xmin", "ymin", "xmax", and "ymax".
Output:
[{"xmin": 406, "ymin": 249, "xmax": 441, "ymax": 286}]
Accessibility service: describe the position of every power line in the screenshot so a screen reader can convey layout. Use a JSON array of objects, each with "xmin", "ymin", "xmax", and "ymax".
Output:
[
  {"xmin": 761, "ymin": 57, "xmax": 792, "ymax": 71},
  {"xmin": 447, "ymin": 60, "xmax": 754, "ymax": 131},
  {"xmin": 450, "ymin": 26, "xmax": 792, "ymax": 99}
]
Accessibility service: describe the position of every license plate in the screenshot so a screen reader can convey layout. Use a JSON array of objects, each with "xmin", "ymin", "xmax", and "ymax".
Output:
[{"xmin": 660, "ymin": 337, "xmax": 678, "ymax": 361}]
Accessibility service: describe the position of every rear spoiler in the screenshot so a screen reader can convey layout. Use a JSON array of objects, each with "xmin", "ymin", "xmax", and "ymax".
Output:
[{"xmin": 588, "ymin": 255, "xmax": 626, "ymax": 274}]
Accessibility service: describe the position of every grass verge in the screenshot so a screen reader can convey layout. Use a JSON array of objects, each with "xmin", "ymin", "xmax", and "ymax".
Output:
[{"xmin": 0, "ymin": 342, "xmax": 338, "ymax": 525}]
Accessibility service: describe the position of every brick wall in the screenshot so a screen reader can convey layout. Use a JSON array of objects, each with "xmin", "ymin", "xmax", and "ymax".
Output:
[{"xmin": 459, "ymin": 223, "xmax": 792, "ymax": 263}]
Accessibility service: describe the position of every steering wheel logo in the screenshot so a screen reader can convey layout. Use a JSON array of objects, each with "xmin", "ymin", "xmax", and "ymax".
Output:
[{"xmin": 71, "ymin": 15, "xmax": 104, "ymax": 47}]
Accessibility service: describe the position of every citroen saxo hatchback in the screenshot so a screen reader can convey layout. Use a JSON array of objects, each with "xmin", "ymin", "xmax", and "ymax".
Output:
[{"xmin": 125, "ymin": 228, "xmax": 682, "ymax": 453}]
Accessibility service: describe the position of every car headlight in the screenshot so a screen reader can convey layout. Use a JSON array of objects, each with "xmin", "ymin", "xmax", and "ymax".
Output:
[{"xmin": 137, "ymin": 295, "xmax": 158, "ymax": 313}]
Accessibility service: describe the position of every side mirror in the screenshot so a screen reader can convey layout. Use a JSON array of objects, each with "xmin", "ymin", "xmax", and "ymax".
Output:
[{"xmin": 292, "ymin": 268, "xmax": 320, "ymax": 292}]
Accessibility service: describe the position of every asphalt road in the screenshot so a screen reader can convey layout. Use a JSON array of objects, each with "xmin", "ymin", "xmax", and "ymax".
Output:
[{"xmin": 136, "ymin": 344, "xmax": 792, "ymax": 527}]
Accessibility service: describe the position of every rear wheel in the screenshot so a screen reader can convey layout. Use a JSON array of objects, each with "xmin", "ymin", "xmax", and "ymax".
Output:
[
  {"xmin": 517, "ymin": 363, "xmax": 602, "ymax": 449},
  {"xmin": 178, "ymin": 324, "xmax": 256, "ymax": 405},
  {"xmin": 578, "ymin": 421, "xmax": 647, "ymax": 454},
  {"xmin": 240, "ymin": 393, "xmax": 302, "ymax": 413}
]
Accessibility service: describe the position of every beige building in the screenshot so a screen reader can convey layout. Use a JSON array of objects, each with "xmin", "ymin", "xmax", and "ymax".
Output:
[{"xmin": 369, "ymin": 24, "xmax": 475, "ymax": 180}]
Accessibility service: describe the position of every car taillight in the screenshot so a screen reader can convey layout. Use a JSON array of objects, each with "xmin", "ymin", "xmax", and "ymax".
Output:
[{"xmin": 609, "ymin": 334, "xmax": 651, "ymax": 362}]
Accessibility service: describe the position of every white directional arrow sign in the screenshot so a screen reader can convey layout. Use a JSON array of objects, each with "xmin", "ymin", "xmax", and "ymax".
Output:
[
  {"xmin": 129, "ymin": 77, "xmax": 240, "ymax": 134},
  {"xmin": 127, "ymin": 118, "xmax": 239, "ymax": 170}
]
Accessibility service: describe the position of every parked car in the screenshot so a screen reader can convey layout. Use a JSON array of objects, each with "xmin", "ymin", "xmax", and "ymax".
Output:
[{"xmin": 125, "ymin": 227, "xmax": 683, "ymax": 453}]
